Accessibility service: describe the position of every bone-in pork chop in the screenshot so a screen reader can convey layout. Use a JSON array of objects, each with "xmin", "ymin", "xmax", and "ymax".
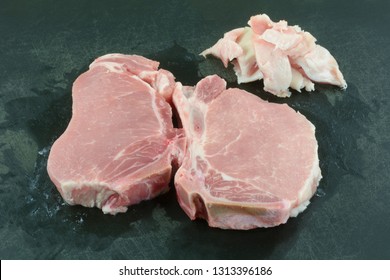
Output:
[
  {"xmin": 47, "ymin": 54, "xmax": 184, "ymax": 215},
  {"xmin": 173, "ymin": 75, "xmax": 322, "ymax": 229}
]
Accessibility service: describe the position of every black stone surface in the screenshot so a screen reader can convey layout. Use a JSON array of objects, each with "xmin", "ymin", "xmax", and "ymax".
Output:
[{"xmin": 0, "ymin": 0, "xmax": 389, "ymax": 259}]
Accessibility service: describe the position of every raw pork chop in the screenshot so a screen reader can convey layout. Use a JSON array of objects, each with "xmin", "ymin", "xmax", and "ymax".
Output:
[
  {"xmin": 47, "ymin": 54, "xmax": 185, "ymax": 215},
  {"xmin": 173, "ymin": 75, "xmax": 322, "ymax": 229},
  {"xmin": 201, "ymin": 13, "xmax": 347, "ymax": 97}
]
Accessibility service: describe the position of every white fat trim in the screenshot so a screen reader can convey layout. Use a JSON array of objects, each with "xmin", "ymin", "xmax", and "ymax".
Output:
[
  {"xmin": 290, "ymin": 200, "xmax": 310, "ymax": 217},
  {"xmin": 150, "ymin": 84, "xmax": 164, "ymax": 135},
  {"xmin": 89, "ymin": 61, "xmax": 126, "ymax": 74},
  {"xmin": 297, "ymin": 127, "xmax": 322, "ymax": 204},
  {"xmin": 236, "ymin": 70, "xmax": 263, "ymax": 84},
  {"xmin": 138, "ymin": 70, "xmax": 171, "ymax": 93},
  {"xmin": 158, "ymin": 73, "xmax": 170, "ymax": 91},
  {"xmin": 138, "ymin": 70, "xmax": 154, "ymax": 80},
  {"xmin": 61, "ymin": 180, "xmax": 115, "ymax": 209},
  {"xmin": 130, "ymin": 74, "xmax": 156, "ymax": 94},
  {"xmin": 94, "ymin": 53, "xmax": 125, "ymax": 60},
  {"xmin": 305, "ymin": 81, "xmax": 315, "ymax": 92},
  {"xmin": 102, "ymin": 201, "xmax": 127, "ymax": 215}
]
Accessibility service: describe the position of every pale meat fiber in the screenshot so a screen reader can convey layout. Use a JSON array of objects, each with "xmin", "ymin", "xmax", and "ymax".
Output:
[
  {"xmin": 47, "ymin": 54, "xmax": 185, "ymax": 215},
  {"xmin": 201, "ymin": 13, "xmax": 347, "ymax": 97},
  {"xmin": 173, "ymin": 75, "xmax": 322, "ymax": 229}
]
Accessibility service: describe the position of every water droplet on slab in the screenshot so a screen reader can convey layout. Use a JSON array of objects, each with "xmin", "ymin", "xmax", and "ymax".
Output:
[{"xmin": 315, "ymin": 188, "xmax": 326, "ymax": 197}]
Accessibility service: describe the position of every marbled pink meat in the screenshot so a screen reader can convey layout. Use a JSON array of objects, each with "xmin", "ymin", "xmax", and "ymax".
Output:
[
  {"xmin": 173, "ymin": 75, "xmax": 322, "ymax": 229},
  {"xmin": 47, "ymin": 54, "xmax": 185, "ymax": 215}
]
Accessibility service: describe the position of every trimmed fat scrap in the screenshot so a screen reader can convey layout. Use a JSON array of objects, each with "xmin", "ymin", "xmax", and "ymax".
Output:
[
  {"xmin": 201, "ymin": 13, "xmax": 347, "ymax": 97},
  {"xmin": 47, "ymin": 54, "xmax": 185, "ymax": 215},
  {"xmin": 173, "ymin": 75, "xmax": 322, "ymax": 229}
]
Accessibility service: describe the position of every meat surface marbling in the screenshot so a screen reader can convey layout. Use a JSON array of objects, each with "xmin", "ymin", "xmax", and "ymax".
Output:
[
  {"xmin": 173, "ymin": 75, "xmax": 322, "ymax": 229},
  {"xmin": 47, "ymin": 54, "xmax": 185, "ymax": 215}
]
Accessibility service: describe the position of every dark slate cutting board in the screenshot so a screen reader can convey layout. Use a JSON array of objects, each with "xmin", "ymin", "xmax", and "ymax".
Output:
[{"xmin": 0, "ymin": 0, "xmax": 389, "ymax": 259}]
